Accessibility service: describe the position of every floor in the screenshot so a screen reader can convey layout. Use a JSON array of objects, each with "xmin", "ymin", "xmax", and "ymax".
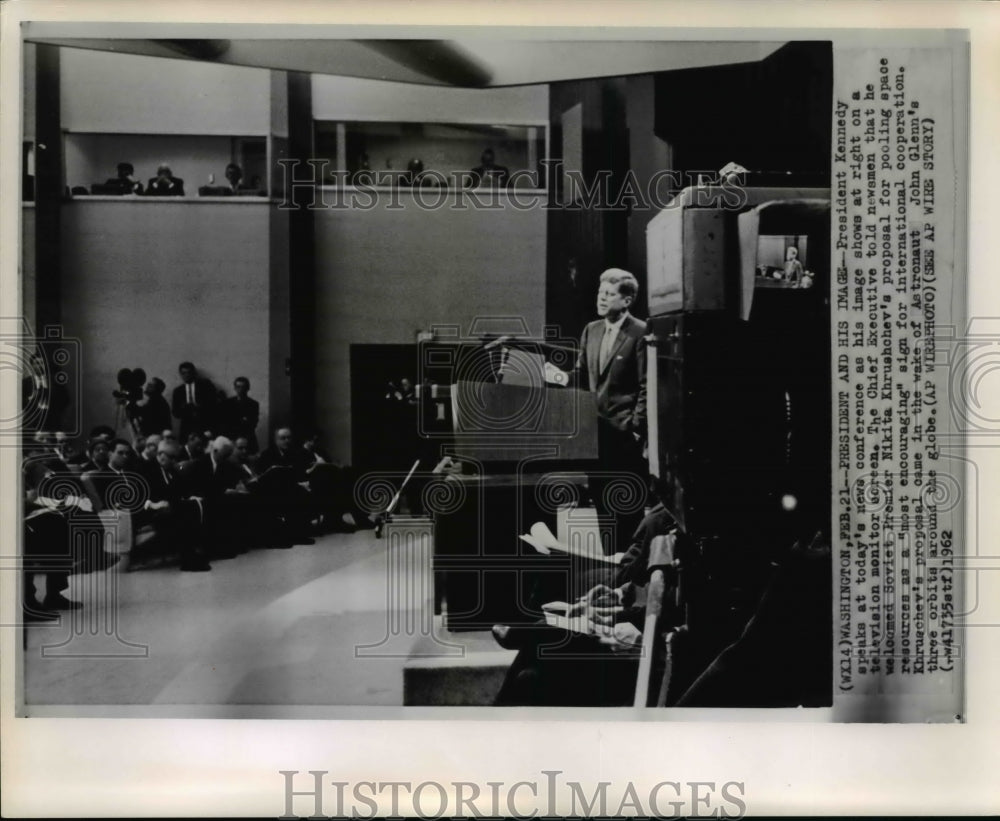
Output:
[{"xmin": 23, "ymin": 528, "xmax": 435, "ymax": 712}]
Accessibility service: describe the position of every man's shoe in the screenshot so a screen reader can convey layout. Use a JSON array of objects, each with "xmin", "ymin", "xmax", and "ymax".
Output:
[
  {"xmin": 42, "ymin": 593, "xmax": 83, "ymax": 610},
  {"xmin": 327, "ymin": 519, "xmax": 356, "ymax": 534},
  {"xmin": 293, "ymin": 536, "xmax": 316, "ymax": 546},
  {"xmin": 266, "ymin": 541, "xmax": 295, "ymax": 549},
  {"xmin": 352, "ymin": 514, "xmax": 377, "ymax": 530},
  {"xmin": 492, "ymin": 624, "xmax": 527, "ymax": 650},
  {"xmin": 492, "ymin": 623, "xmax": 561, "ymax": 650}
]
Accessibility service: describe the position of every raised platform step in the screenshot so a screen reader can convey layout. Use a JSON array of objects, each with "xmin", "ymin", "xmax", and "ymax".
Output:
[{"xmin": 403, "ymin": 624, "xmax": 516, "ymax": 706}]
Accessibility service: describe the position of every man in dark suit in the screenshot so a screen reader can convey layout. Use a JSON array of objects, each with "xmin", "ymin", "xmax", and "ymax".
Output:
[
  {"xmin": 218, "ymin": 376, "xmax": 260, "ymax": 452},
  {"xmin": 138, "ymin": 377, "xmax": 172, "ymax": 438},
  {"xmin": 492, "ymin": 502, "xmax": 675, "ymax": 706},
  {"xmin": 137, "ymin": 441, "xmax": 210, "ymax": 571},
  {"xmin": 255, "ymin": 427, "xmax": 319, "ymax": 544},
  {"xmin": 171, "ymin": 362, "xmax": 217, "ymax": 443},
  {"xmin": 552, "ymin": 268, "xmax": 648, "ymax": 554},
  {"xmin": 182, "ymin": 436, "xmax": 252, "ymax": 557},
  {"xmin": 81, "ymin": 438, "xmax": 137, "ymax": 513},
  {"xmin": 146, "ymin": 164, "xmax": 184, "ymax": 196},
  {"xmin": 103, "ymin": 162, "xmax": 144, "ymax": 195},
  {"xmin": 468, "ymin": 147, "xmax": 510, "ymax": 188},
  {"xmin": 228, "ymin": 435, "xmax": 292, "ymax": 548}
]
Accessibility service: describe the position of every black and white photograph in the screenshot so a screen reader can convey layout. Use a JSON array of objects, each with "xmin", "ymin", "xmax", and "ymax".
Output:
[{"xmin": 1, "ymin": 1, "xmax": 996, "ymax": 817}]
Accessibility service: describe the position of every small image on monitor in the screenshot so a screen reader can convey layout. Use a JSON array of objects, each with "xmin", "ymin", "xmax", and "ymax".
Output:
[{"xmin": 755, "ymin": 234, "xmax": 811, "ymax": 288}]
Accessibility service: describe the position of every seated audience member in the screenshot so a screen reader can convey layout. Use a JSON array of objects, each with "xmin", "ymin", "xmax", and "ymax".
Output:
[
  {"xmin": 301, "ymin": 429, "xmax": 375, "ymax": 532},
  {"xmin": 177, "ymin": 431, "xmax": 207, "ymax": 469},
  {"xmin": 81, "ymin": 438, "xmax": 139, "ymax": 513},
  {"xmin": 184, "ymin": 436, "xmax": 264, "ymax": 557},
  {"xmin": 199, "ymin": 163, "xmax": 260, "ymax": 196},
  {"xmin": 161, "ymin": 429, "xmax": 178, "ymax": 445},
  {"xmin": 103, "ymin": 162, "xmax": 144, "ymax": 195},
  {"xmin": 255, "ymin": 427, "xmax": 320, "ymax": 544},
  {"xmin": 468, "ymin": 147, "xmax": 510, "ymax": 188},
  {"xmin": 23, "ymin": 502, "xmax": 79, "ymax": 620},
  {"xmin": 77, "ymin": 437, "xmax": 111, "ymax": 474},
  {"xmin": 218, "ymin": 376, "xmax": 260, "ymax": 452},
  {"xmin": 32, "ymin": 431, "xmax": 77, "ymax": 473},
  {"xmin": 137, "ymin": 440, "xmax": 212, "ymax": 571},
  {"xmin": 493, "ymin": 469, "xmax": 830, "ymax": 709},
  {"xmin": 22, "ymin": 459, "xmax": 98, "ymax": 619},
  {"xmin": 146, "ymin": 164, "xmax": 185, "ymax": 196},
  {"xmin": 172, "ymin": 361, "xmax": 217, "ymax": 442},
  {"xmin": 139, "ymin": 433, "xmax": 162, "ymax": 465},
  {"xmin": 137, "ymin": 377, "xmax": 172, "ymax": 437},
  {"xmin": 228, "ymin": 435, "xmax": 292, "ymax": 549},
  {"xmin": 490, "ymin": 504, "xmax": 677, "ymax": 707},
  {"xmin": 224, "ymin": 163, "xmax": 251, "ymax": 193}
]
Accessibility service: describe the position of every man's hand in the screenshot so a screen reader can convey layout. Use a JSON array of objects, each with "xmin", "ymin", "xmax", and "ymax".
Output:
[
  {"xmin": 597, "ymin": 621, "xmax": 643, "ymax": 651},
  {"xmin": 583, "ymin": 583, "xmax": 623, "ymax": 607}
]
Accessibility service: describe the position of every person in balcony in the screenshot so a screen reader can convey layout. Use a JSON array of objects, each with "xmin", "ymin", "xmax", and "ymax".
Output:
[
  {"xmin": 103, "ymin": 162, "xmax": 144, "ymax": 195},
  {"xmin": 469, "ymin": 147, "xmax": 510, "ymax": 188},
  {"xmin": 223, "ymin": 163, "xmax": 254, "ymax": 193},
  {"xmin": 146, "ymin": 164, "xmax": 185, "ymax": 196}
]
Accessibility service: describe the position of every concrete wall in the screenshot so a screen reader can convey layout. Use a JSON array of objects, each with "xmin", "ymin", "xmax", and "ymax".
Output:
[
  {"xmin": 59, "ymin": 199, "xmax": 276, "ymax": 443},
  {"xmin": 313, "ymin": 190, "xmax": 547, "ymax": 463},
  {"xmin": 60, "ymin": 47, "xmax": 271, "ymax": 136},
  {"xmin": 312, "ymin": 74, "xmax": 548, "ymax": 124}
]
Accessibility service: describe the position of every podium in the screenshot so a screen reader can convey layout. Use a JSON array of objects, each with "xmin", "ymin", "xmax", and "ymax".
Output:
[
  {"xmin": 450, "ymin": 380, "xmax": 598, "ymax": 463},
  {"xmin": 434, "ymin": 381, "xmax": 599, "ymax": 631}
]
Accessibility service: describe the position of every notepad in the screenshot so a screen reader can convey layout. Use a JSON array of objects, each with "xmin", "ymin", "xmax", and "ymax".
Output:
[{"xmin": 518, "ymin": 521, "xmax": 620, "ymax": 564}]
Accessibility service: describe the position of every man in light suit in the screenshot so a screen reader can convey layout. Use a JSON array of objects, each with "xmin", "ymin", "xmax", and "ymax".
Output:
[{"xmin": 549, "ymin": 268, "xmax": 648, "ymax": 554}]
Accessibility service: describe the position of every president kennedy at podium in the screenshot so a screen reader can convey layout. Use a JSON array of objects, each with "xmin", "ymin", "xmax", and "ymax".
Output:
[{"xmin": 546, "ymin": 268, "xmax": 648, "ymax": 553}]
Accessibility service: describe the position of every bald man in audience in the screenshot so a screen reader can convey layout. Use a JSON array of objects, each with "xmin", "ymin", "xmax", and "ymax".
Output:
[
  {"xmin": 183, "ymin": 436, "xmax": 251, "ymax": 558},
  {"xmin": 140, "ymin": 433, "xmax": 162, "ymax": 465},
  {"xmin": 137, "ymin": 441, "xmax": 211, "ymax": 572}
]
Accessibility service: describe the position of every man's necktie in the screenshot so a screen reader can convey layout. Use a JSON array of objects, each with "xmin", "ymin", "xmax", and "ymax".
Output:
[{"xmin": 598, "ymin": 325, "xmax": 614, "ymax": 372}]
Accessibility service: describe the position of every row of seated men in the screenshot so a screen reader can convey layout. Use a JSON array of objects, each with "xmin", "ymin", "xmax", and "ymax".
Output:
[
  {"xmin": 22, "ymin": 425, "xmax": 375, "ymax": 621},
  {"xmin": 488, "ymin": 478, "xmax": 833, "ymax": 708},
  {"xmin": 84, "ymin": 162, "xmax": 263, "ymax": 197}
]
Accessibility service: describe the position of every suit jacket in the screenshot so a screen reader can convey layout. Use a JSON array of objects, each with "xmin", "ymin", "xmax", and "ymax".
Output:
[
  {"xmin": 103, "ymin": 177, "xmax": 144, "ymax": 195},
  {"xmin": 182, "ymin": 453, "xmax": 244, "ymax": 501},
  {"xmin": 573, "ymin": 313, "xmax": 648, "ymax": 435},
  {"xmin": 171, "ymin": 379, "xmax": 218, "ymax": 424},
  {"xmin": 219, "ymin": 396, "xmax": 260, "ymax": 445},
  {"xmin": 81, "ymin": 466, "xmax": 146, "ymax": 513},
  {"xmin": 137, "ymin": 459, "xmax": 186, "ymax": 505},
  {"xmin": 255, "ymin": 446, "xmax": 312, "ymax": 484},
  {"xmin": 138, "ymin": 393, "xmax": 172, "ymax": 437}
]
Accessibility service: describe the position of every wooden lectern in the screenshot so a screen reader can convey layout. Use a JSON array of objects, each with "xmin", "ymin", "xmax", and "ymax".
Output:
[
  {"xmin": 450, "ymin": 380, "xmax": 598, "ymax": 464},
  {"xmin": 435, "ymin": 380, "xmax": 600, "ymax": 631}
]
